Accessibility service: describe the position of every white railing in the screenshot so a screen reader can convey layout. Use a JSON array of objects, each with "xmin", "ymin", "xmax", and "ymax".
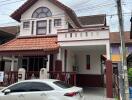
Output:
[{"xmin": 58, "ymin": 27, "xmax": 109, "ymax": 42}]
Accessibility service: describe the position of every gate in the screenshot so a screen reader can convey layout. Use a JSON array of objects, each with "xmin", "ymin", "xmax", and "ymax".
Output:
[
  {"xmin": 0, "ymin": 71, "xmax": 18, "ymax": 86},
  {"xmin": 26, "ymin": 71, "xmax": 39, "ymax": 79},
  {"xmin": 113, "ymin": 67, "xmax": 120, "ymax": 100}
]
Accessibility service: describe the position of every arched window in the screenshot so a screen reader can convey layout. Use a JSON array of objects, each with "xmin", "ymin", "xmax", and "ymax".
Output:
[{"xmin": 32, "ymin": 7, "xmax": 52, "ymax": 18}]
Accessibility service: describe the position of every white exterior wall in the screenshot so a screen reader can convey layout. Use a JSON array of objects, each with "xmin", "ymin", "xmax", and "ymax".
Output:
[
  {"xmin": 66, "ymin": 50, "xmax": 74, "ymax": 72},
  {"xmin": 59, "ymin": 39, "xmax": 110, "ymax": 74},
  {"xmin": 58, "ymin": 30, "xmax": 109, "ymax": 42},
  {"xmin": 61, "ymin": 48, "xmax": 105, "ymax": 74},
  {"xmin": 20, "ymin": 0, "xmax": 68, "ymax": 36},
  {"xmin": 76, "ymin": 51, "xmax": 102, "ymax": 75}
]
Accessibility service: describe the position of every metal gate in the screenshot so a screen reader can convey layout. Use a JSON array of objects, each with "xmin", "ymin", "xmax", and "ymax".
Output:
[{"xmin": 113, "ymin": 67, "xmax": 120, "ymax": 100}]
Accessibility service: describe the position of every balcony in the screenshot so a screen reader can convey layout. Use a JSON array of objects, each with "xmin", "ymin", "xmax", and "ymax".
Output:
[{"xmin": 58, "ymin": 27, "xmax": 109, "ymax": 42}]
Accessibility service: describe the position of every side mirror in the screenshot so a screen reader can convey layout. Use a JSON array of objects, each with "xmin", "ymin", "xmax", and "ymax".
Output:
[{"xmin": 4, "ymin": 89, "xmax": 11, "ymax": 95}]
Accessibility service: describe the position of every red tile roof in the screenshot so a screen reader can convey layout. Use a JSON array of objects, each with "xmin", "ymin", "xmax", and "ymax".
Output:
[
  {"xmin": 11, "ymin": 0, "xmax": 81, "ymax": 27},
  {"xmin": 0, "ymin": 35, "xmax": 59, "ymax": 55}
]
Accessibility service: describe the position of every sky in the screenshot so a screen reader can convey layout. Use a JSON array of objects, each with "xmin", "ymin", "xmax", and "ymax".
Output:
[{"xmin": 0, "ymin": 0, "xmax": 131, "ymax": 32}]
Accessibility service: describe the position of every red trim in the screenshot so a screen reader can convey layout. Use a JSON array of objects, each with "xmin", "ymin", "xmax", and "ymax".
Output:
[
  {"xmin": 18, "ymin": 34, "xmax": 57, "ymax": 39},
  {"xmin": 0, "ymin": 49, "xmax": 59, "ymax": 56}
]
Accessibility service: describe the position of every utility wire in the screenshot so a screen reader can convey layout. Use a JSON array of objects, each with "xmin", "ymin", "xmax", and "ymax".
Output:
[
  {"xmin": 0, "ymin": 0, "xmax": 15, "ymax": 3},
  {"xmin": 0, "ymin": 0, "xmax": 25, "ymax": 6},
  {"xmin": 0, "ymin": 0, "xmax": 130, "ymax": 25}
]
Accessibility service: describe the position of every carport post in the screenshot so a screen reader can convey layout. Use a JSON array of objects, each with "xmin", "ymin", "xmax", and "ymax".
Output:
[{"xmin": 106, "ymin": 60, "xmax": 113, "ymax": 98}]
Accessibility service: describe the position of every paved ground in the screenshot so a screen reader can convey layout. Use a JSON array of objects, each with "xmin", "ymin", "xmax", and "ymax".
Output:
[{"xmin": 83, "ymin": 87, "xmax": 115, "ymax": 100}]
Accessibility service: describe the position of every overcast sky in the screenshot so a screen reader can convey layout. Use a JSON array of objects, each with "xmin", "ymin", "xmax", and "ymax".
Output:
[{"xmin": 0, "ymin": 0, "xmax": 131, "ymax": 32}]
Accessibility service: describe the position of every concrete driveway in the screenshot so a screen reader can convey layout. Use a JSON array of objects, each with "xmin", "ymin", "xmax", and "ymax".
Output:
[{"xmin": 83, "ymin": 87, "xmax": 115, "ymax": 100}]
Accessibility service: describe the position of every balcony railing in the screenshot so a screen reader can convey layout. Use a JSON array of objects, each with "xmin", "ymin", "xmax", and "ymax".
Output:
[{"xmin": 58, "ymin": 27, "xmax": 109, "ymax": 42}]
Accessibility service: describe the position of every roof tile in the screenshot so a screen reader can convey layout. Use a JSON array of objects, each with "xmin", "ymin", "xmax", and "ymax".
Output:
[{"xmin": 0, "ymin": 36, "xmax": 59, "ymax": 52}]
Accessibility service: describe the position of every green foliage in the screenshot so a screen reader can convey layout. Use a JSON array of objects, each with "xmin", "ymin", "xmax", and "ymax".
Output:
[{"xmin": 128, "ymin": 68, "xmax": 132, "ymax": 82}]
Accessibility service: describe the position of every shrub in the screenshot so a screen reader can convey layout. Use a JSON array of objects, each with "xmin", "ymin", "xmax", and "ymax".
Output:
[{"xmin": 128, "ymin": 68, "xmax": 132, "ymax": 85}]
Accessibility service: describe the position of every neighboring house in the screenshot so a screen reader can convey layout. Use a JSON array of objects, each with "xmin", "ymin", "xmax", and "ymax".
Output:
[
  {"xmin": 0, "ymin": 0, "xmax": 110, "ymax": 89},
  {"xmin": 0, "ymin": 26, "xmax": 19, "ymax": 73},
  {"xmin": 110, "ymin": 31, "xmax": 132, "ymax": 68},
  {"xmin": 0, "ymin": 26, "xmax": 18, "ymax": 44}
]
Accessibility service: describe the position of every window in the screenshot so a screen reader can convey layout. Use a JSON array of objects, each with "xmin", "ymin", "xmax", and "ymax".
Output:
[
  {"xmin": 49, "ymin": 20, "xmax": 52, "ymax": 33},
  {"xmin": 32, "ymin": 7, "xmax": 52, "ymax": 18},
  {"xmin": 54, "ymin": 19, "xmax": 61, "ymax": 26},
  {"xmin": 86, "ymin": 55, "xmax": 90, "ymax": 70},
  {"xmin": 27, "ymin": 82, "xmax": 54, "ymax": 91},
  {"xmin": 53, "ymin": 81, "xmax": 73, "ymax": 89},
  {"xmin": 36, "ymin": 20, "xmax": 47, "ymax": 35},
  {"xmin": 6, "ymin": 82, "xmax": 30, "ymax": 93},
  {"xmin": 111, "ymin": 46, "xmax": 120, "ymax": 54},
  {"xmin": 23, "ymin": 21, "xmax": 30, "ymax": 29}
]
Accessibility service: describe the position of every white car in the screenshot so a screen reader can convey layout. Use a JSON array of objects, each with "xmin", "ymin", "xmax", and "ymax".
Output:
[{"xmin": 0, "ymin": 79, "xmax": 85, "ymax": 100}]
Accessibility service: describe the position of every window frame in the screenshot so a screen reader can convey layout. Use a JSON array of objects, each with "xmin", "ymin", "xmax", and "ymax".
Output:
[
  {"xmin": 86, "ymin": 55, "xmax": 90, "ymax": 70},
  {"xmin": 32, "ymin": 7, "xmax": 52, "ymax": 18},
  {"xmin": 36, "ymin": 20, "xmax": 47, "ymax": 35},
  {"xmin": 23, "ymin": 21, "xmax": 30, "ymax": 29},
  {"xmin": 54, "ymin": 19, "xmax": 62, "ymax": 27}
]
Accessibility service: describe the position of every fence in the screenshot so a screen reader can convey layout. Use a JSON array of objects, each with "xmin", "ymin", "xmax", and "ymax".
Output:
[
  {"xmin": 26, "ymin": 71, "xmax": 39, "ymax": 79},
  {"xmin": 0, "ymin": 71, "xmax": 18, "ymax": 86},
  {"xmin": 113, "ymin": 68, "xmax": 120, "ymax": 100},
  {"xmin": 48, "ymin": 71, "xmax": 77, "ymax": 86},
  {"xmin": 0, "ymin": 71, "xmax": 76, "ymax": 87}
]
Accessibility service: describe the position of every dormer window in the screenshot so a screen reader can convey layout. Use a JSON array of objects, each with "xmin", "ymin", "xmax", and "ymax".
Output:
[
  {"xmin": 32, "ymin": 7, "xmax": 52, "ymax": 18},
  {"xmin": 36, "ymin": 20, "xmax": 47, "ymax": 35},
  {"xmin": 54, "ymin": 19, "xmax": 61, "ymax": 26},
  {"xmin": 23, "ymin": 21, "xmax": 30, "ymax": 29}
]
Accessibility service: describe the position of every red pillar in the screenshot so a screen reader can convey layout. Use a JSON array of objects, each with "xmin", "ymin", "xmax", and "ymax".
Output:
[{"xmin": 106, "ymin": 60, "xmax": 113, "ymax": 98}]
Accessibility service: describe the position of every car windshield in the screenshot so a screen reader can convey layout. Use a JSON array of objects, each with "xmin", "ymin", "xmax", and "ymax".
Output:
[{"xmin": 53, "ymin": 81, "xmax": 73, "ymax": 89}]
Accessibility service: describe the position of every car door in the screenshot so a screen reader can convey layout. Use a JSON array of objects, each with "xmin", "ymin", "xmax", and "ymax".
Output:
[
  {"xmin": 0, "ymin": 92, "xmax": 20, "ymax": 100},
  {"xmin": 0, "ymin": 82, "xmax": 28, "ymax": 100},
  {"xmin": 23, "ymin": 82, "xmax": 54, "ymax": 100}
]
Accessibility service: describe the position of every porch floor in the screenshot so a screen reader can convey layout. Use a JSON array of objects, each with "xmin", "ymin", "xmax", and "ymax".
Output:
[{"xmin": 83, "ymin": 87, "xmax": 115, "ymax": 100}]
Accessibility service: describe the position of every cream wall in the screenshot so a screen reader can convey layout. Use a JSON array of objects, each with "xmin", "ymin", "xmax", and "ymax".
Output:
[
  {"xmin": 60, "ymin": 47, "xmax": 106, "ymax": 74},
  {"xmin": 76, "ymin": 51, "xmax": 102, "ymax": 74},
  {"xmin": 66, "ymin": 50, "xmax": 74, "ymax": 72},
  {"xmin": 58, "ymin": 30, "xmax": 109, "ymax": 42},
  {"xmin": 20, "ymin": 0, "xmax": 68, "ymax": 36}
]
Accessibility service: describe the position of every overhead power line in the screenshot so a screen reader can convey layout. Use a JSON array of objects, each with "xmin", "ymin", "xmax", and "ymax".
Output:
[
  {"xmin": 0, "ymin": 0, "xmax": 25, "ymax": 6},
  {"xmin": 0, "ymin": 0, "xmax": 14, "ymax": 3}
]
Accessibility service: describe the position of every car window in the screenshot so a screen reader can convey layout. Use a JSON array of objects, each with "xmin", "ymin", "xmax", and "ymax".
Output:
[
  {"xmin": 27, "ymin": 82, "xmax": 54, "ymax": 92},
  {"xmin": 3, "ymin": 82, "xmax": 54, "ymax": 93},
  {"xmin": 7, "ymin": 82, "xmax": 30, "ymax": 93},
  {"xmin": 53, "ymin": 81, "xmax": 73, "ymax": 89}
]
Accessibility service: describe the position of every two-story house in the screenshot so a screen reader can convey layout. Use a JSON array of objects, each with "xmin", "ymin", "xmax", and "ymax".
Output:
[{"xmin": 0, "ymin": 0, "xmax": 111, "ymax": 91}]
